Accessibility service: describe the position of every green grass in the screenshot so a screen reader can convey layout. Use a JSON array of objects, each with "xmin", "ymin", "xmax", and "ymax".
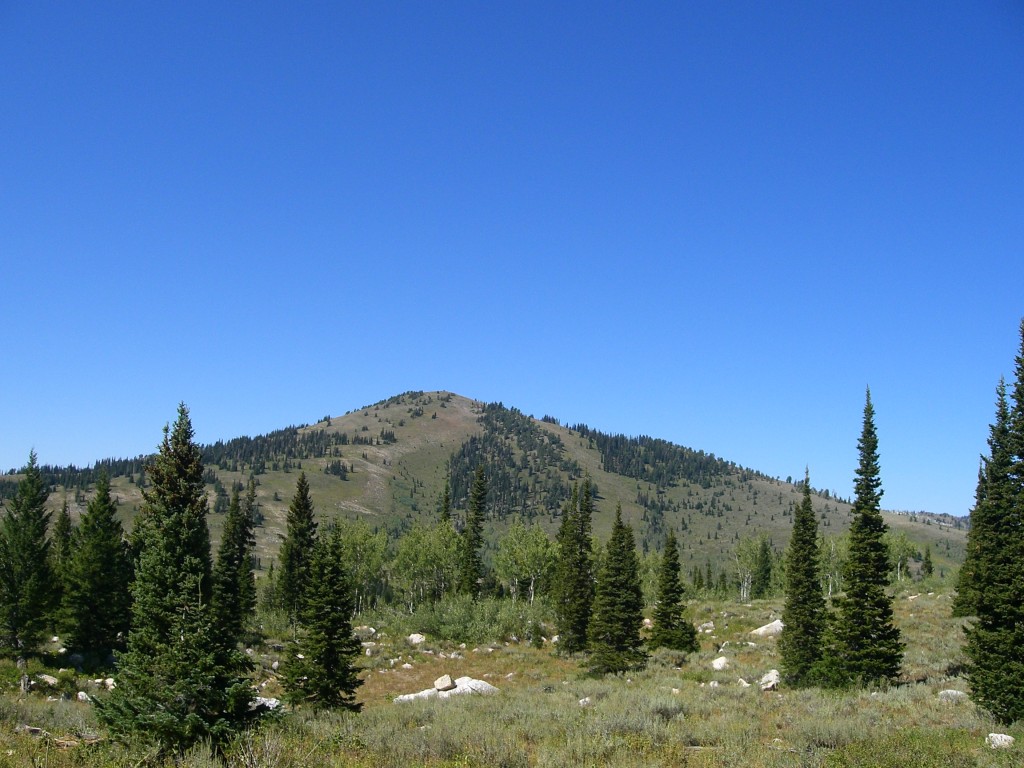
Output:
[{"xmin": 1, "ymin": 586, "xmax": 1019, "ymax": 767}]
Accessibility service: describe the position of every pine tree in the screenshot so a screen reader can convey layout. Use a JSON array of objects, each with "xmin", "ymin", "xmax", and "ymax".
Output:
[
  {"xmin": 279, "ymin": 472, "xmax": 318, "ymax": 622},
  {"xmin": 212, "ymin": 478, "xmax": 257, "ymax": 645},
  {"xmin": 953, "ymin": 392, "xmax": 1005, "ymax": 617},
  {"xmin": 283, "ymin": 525, "xmax": 363, "ymax": 711},
  {"xmin": 97, "ymin": 405, "xmax": 257, "ymax": 754},
  {"xmin": 554, "ymin": 480, "xmax": 594, "ymax": 654},
  {"xmin": 821, "ymin": 390, "xmax": 903, "ymax": 687},
  {"xmin": 589, "ymin": 505, "xmax": 646, "ymax": 674},
  {"xmin": 921, "ymin": 545, "xmax": 933, "ymax": 579},
  {"xmin": 0, "ymin": 451, "xmax": 55, "ymax": 654},
  {"xmin": 438, "ymin": 478, "xmax": 452, "ymax": 524},
  {"xmin": 60, "ymin": 472, "xmax": 132, "ymax": 656},
  {"xmin": 648, "ymin": 529, "xmax": 699, "ymax": 653},
  {"xmin": 751, "ymin": 537, "xmax": 774, "ymax": 599},
  {"xmin": 51, "ymin": 498, "xmax": 74, "ymax": 597},
  {"xmin": 457, "ymin": 466, "xmax": 486, "ymax": 597},
  {"xmin": 779, "ymin": 470, "xmax": 826, "ymax": 686},
  {"xmin": 963, "ymin": 321, "xmax": 1024, "ymax": 723}
]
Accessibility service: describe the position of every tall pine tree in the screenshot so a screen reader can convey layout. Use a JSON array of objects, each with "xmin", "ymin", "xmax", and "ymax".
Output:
[
  {"xmin": 554, "ymin": 480, "xmax": 594, "ymax": 654},
  {"xmin": 279, "ymin": 472, "xmax": 318, "ymax": 623},
  {"xmin": 60, "ymin": 472, "xmax": 132, "ymax": 656},
  {"xmin": 779, "ymin": 470, "xmax": 826, "ymax": 686},
  {"xmin": 589, "ymin": 505, "xmax": 646, "ymax": 674},
  {"xmin": 457, "ymin": 466, "xmax": 486, "ymax": 597},
  {"xmin": 820, "ymin": 389, "xmax": 903, "ymax": 687},
  {"xmin": 212, "ymin": 479, "xmax": 258, "ymax": 645},
  {"xmin": 648, "ymin": 529, "xmax": 698, "ymax": 653},
  {"xmin": 963, "ymin": 321, "xmax": 1024, "ymax": 723},
  {"xmin": 0, "ymin": 451, "xmax": 55, "ymax": 654},
  {"xmin": 283, "ymin": 524, "xmax": 363, "ymax": 711},
  {"xmin": 97, "ymin": 405, "xmax": 257, "ymax": 754}
]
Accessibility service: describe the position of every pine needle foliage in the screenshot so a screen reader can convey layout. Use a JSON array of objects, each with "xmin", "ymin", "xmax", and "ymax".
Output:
[
  {"xmin": 283, "ymin": 525, "xmax": 363, "ymax": 711},
  {"xmin": 212, "ymin": 479, "xmax": 258, "ymax": 645},
  {"xmin": 59, "ymin": 471, "xmax": 132, "ymax": 655},
  {"xmin": 819, "ymin": 390, "xmax": 903, "ymax": 687},
  {"xmin": 554, "ymin": 480, "xmax": 594, "ymax": 654},
  {"xmin": 779, "ymin": 470, "xmax": 826, "ymax": 686},
  {"xmin": 589, "ymin": 505, "xmax": 646, "ymax": 674},
  {"xmin": 457, "ymin": 466, "xmax": 487, "ymax": 597},
  {"xmin": 963, "ymin": 320, "xmax": 1024, "ymax": 724},
  {"xmin": 279, "ymin": 472, "xmax": 318, "ymax": 623},
  {"xmin": 0, "ymin": 451, "xmax": 55, "ymax": 654},
  {"xmin": 648, "ymin": 530, "xmax": 698, "ymax": 653},
  {"xmin": 97, "ymin": 405, "xmax": 257, "ymax": 755}
]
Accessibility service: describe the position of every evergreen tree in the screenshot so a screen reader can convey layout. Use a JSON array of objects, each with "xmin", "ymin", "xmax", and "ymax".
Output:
[
  {"xmin": 279, "ymin": 472, "xmax": 318, "ymax": 622},
  {"xmin": 554, "ymin": 480, "xmax": 594, "ymax": 654},
  {"xmin": 60, "ymin": 472, "xmax": 132, "ymax": 655},
  {"xmin": 953, "ymin": 396, "xmax": 1004, "ymax": 617},
  {"xmin": 283, "ymin": 525, "xmax": 363, "ymax": 711},
  {"xmin": 751, "ymin": 536, "xmax": 774, "ymax": 599},
  {"xmin": 457, "ymin": 466, "xmax": 486, "ymax": 597},
  {"xmin": 648, "ymin": 529, "xmax": 699, "ymax": 653},
  {"xmin": 821, "ymin": 390, "xmax": 903, "ymax": 686},
  {"xmin": 0, "ymin": 451, "xmax": 55, "ymax": 654},
  {"xmin": 963, "ymin": 321, "xmax": 1024, "ymax": 724},
  {"xmin": 589, "ymin": 505, "xmax": 646, "ymax": 674},
  {"xmin": 779, "ymin": 470, "xmax": 826, "ymax": 686},
  {"xmin": 97, "ymin": 405, "xmax": 257, "ymax": 754},
  {"xmin": 921, "ymin": 545, "xmax": 934, "ymax": 579},
  {"xmin": 438, "ymin": 478, "xmax": 452, "ymax": 524},
  {"xmin": 212, "ymin": 478, "xmax": 257, "ymax": 645},
  {"xmin": 51, "ymin": 498, "xmax": 75, "ymax": 597}
]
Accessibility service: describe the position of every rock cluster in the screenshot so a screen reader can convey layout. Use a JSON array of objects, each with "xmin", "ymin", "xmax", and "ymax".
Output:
[{"xmin": 394, "ymin": 675, "xmax": 499, "ymax": 703}]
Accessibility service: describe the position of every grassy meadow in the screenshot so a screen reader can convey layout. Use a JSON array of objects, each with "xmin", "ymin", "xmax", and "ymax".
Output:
[{"xmin": 1, "ymin": 582, "xmax": 1019, "ymax": 767}]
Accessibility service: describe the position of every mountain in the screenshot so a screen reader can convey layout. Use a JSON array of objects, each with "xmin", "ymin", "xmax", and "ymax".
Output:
[{"xmin": 2, "ymin": 390, "xmax": 967, "ymax": 576}]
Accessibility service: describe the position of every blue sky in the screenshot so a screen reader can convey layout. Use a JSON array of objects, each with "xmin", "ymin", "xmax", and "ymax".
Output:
[{"xmin": 2, "ymin": 2, "xmax": 1021, "ymax": 517}]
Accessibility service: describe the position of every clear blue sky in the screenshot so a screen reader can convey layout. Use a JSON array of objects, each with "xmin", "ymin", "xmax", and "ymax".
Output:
[{"xmin": 2, "ymin": 2, "xmax": 1021, "ymax": 517}]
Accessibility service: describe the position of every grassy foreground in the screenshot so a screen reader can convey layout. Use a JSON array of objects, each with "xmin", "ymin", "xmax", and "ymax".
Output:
[{"xmin": 0, "ymin": 587, "xmax": 1020, "ymax": 767}]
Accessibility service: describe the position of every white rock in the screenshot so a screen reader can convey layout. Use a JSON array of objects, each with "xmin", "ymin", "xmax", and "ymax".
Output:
[
  {"xmin": 643, "ymin": 617, "xmax": 654, "ymax": 628},
  {"xmin": 104, "ymin": 677, "xmax": 115, "ymax": 690},
  {"xmin": 987, "ymin": 733, "xmax": 1015, "ymax": 749},
  {"xmin": 394, "ymin": 688, "xmax": 438, "ymax": 703},
  {"xmin": 671, "ymin": 688, "xmax": 681, "ymax": 695},
  {"xmin": 579, "ymin": 696, "xmax": 592, "ymax": 707},
  {"xmin": 750, "ymin": 619, "xmax": 784, "ymax": 638},
  {"xmin": 711, "ymin": 656, "xmax": 729, "ymax": 671},
  {"xmin": 434, "ymin": 674, "xmax": 456, "ymax": 692},
  {"xmin": 698, "ymin": 621, "xmax": 715, "ymax": 633},
  {"xmin": 759, "ymin": 669, "xmax": 781, "ymax": 691},
  {"xmin": 938, "ymin": 689, "xmax": 968, "ymax": 703},
  {"xmin": 709, "ymin": 680, "xmax": 719, "ymax": 688},
  {"xmin": 254, "ymin": 696, "xmax": 281, "ymax": 710},
  {"xmin": 36, "ymin": 674, "xmax": 59, "ymax": 687},
  {"xmin": 401, "ymin": 663, "xmax": 413, "ymax": 670},
  {"xmin": 77, "ymin": 691, "xmax": 91, "ymax": 702},
  {"xmin": 271, "ymin": 661, "xmax": 280, "ymax": 672},
  {"xmin": 738, "ymin": 678, "xmax": 751, "ymax": 687},
  {"xmin": 407, "ymin": 633, "xmax": 426, "ymax": 645}
]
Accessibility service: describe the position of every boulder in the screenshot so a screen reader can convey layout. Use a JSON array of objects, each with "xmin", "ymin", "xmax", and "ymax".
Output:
[
  {"xmin": 578, "ymin": 696, "xmax": 592, "ymax": 707},
  {"xmin": 407, "ymin": 633, "xmax": 426, "ymax": 645},
  {"xmin": 36, "ymin": 674, "xmax": 59, "ymax": 687},
  {"xmin": 738, "ymin": 678, "xmax": 751, "ymax": 688},
  {"xmin": 711, "ymin": 656, "xmax": 729, "ymax": 671},
  {"xmin": 434, "ymin": 674, "xmax": 456, "ymax": 691},
  {"xmin": 253, "ymin": 696, "xmax": 282, "ymax": 711},
  {"xmin": 938, "ymin": 689, "xmax": 968, "ymax": 703},
  {"xmin": 698, "ymin": 621, "xmax": 715, "ymax": 634},
  {"xmin": 759, "ymin": 669, "xmax": 781, "ymax": 691},
  {"xmin": 750, "ymin": 620, "xmax": 784, "ymax": 638},
  {"xmin": 76, "ymin": 691, "xmax": 91, "ymax": 703},
  {"xmin": 396, "ymin": 676, "xmax": 499, "ymax": 703},
  {"xmin": 987, "ymin": 733, "xmax": 1015, "ymax": 749}
]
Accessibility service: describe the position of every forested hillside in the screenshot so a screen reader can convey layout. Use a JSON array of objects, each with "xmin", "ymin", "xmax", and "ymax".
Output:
[{"xmin": 1, "ymin": 390, "xmax": 967, "ymax": 580}]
